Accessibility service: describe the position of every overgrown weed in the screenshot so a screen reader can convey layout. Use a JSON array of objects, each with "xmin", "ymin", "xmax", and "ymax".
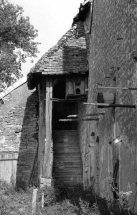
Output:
[{"xmin": 0, "ymin": 180, "xmax": 137, "ymax": 215}]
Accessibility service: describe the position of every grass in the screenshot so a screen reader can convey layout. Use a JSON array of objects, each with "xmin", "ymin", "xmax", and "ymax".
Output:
[{"xmin": 0, "ymin": 180, "xmax": 137, "ymax": 215}]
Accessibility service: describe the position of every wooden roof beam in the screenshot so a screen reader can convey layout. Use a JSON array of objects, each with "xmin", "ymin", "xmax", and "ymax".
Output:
[{"xmin": 59, "ymin": 118, "xmax": 99, "ymax": 122}]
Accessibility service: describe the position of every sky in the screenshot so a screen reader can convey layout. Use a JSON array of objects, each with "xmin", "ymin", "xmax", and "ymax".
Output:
[{"xmin": 8, "ymin": 0, "xmax": 83, "ymax": 75}]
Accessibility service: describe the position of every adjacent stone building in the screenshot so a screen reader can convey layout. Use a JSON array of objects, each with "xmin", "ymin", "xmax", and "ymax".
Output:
[
  {"xmin": 0, "ymin": 77, "xmax": 38, "ymax": 189},
  {"xmin": 74, "ymin": 0, "xmax": 137, "ymax": 211}
]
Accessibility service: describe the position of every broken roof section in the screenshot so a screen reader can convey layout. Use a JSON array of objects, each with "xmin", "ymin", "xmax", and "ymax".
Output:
[{"xmin": 27, "ymin": 21, "xmax": 88, "ymax": 90}]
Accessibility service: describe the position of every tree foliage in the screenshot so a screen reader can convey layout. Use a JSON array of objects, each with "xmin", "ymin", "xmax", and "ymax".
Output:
[{"xmin": 0, "ymin": 0, "xmax": 39, "ymax": 90}]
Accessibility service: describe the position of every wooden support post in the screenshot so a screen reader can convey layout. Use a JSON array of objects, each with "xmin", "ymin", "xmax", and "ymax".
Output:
[
  {"xmin": 41, "ymin": 193, "xmax": 44, "ymax": 209},
  {"xmin": 42, "ymin": 77, "xmax": 53, "ymax": 185},
  {"xmin": 95, "ymin": 136, "xmax": 100, "ymax": 195},
  {"xmin": 88, "ymin": 127, "xmax": 96, "ymax": 187},
  {"xmin": 38, "ymin": 83, "xmax": 42, "ymax": 187},
  {"xmin": 32, "ymin": 188, "xmax": 38, "ymax": 215},
  {"xmin": 38, "ymin": 79, "xmax": 47, "ymax": 188}
]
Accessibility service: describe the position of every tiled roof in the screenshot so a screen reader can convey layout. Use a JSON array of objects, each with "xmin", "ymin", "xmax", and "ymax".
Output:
[{"xmin": 27, "ymin": 21, "xmax": 88, "ymax": 89}]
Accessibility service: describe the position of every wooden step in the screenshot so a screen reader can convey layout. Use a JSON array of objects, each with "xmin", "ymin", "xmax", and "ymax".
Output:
[
  {"xmin": 53, "ymin": 162, "xmax": 82, "ymax": 169},
  {"xmin": 54, "ymin": 145, "xmax": 79, "ymax": 149},
  {"xmin": 54, "ymin": 141, "xmax": 79, "ymax": 145},
  {"xmin": 53, "ymin": 153, "xmax": 81, "ymax": 160},
  {"xmin": 53, "ymin": 131, "xmax": 79, "ymax": 142},
  {"xmin": 53, "ymin": 172, "xmax": 82, "ymax": 178},
  {"xmin": 53, "ymin": 168, "xmax": 83, "ymax": 173},
  {"xmin": 56, "ymin": 181, "xmax": 83, "ymax": 187},
  {"xmin": 53, "ymin": 148, "xmax": 80, "ymax": 153},
  {"xmin": 54, "ymin": 146, "xmax": 80, "ymax": 150},
  {"xmin": 53, "ymin": 167, "xmax": 82, "ymax": 172},
  {"xmin": 54, "ymin": 157, "xmax": 81, "ymax": 163},
  {"xmin": 53, "ymin": 176, "xmax": 83, "ymax": 183},
  {"xmin": 54, "ymin": 180, "xmax": 83, "ymax": 187},
  {"xmin": 53, "ymin": 130, "xmax": 78, "ymax": 136},
  {"xmin": 62, "ymin": 182, "xmax": 83, "ymax": 186},
  {"xmin": 54, "ymin": 153, "xmax": 81, "ymax": 158},
  {"xmin": 54, "ymin": 151, "xmax": 80, "ymax": 154}
]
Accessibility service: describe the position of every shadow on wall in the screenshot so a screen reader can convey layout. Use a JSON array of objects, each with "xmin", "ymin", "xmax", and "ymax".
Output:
[{"xmin": 16, "ymin": 91, "xmax": 39, "ymax": 190}]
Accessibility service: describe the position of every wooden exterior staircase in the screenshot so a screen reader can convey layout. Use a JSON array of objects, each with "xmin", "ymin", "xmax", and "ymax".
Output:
[{"xmin": 53, "ymin": 130, "xmax": 83, "ymax": 186}]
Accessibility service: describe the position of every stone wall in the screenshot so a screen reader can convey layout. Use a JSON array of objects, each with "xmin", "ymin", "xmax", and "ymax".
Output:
[
  {"xmin": 78, "ymin": 102, "xmax": 98, "ymax": 190},
  {"xmin": 85, "ymin": 0, "xmax": 137, "ymax": 211},
  {"xmin": 0, "ymin": 83, "xmax": 38, "ymax": 189}
]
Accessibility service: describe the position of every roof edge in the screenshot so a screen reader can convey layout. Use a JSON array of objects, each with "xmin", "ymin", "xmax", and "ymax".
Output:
[
  {"xmin": 29, "ymin": 24, "xmax": 78, "ymax": 75},
  {"xmin": 0, "ymin": 76, "xmax": 27, "ymax": 100}
]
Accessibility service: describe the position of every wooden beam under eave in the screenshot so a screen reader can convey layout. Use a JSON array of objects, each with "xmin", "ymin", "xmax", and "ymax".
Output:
[{"xmin": 42, "ymin": 76, "xmax": 53, "ymax": 183}]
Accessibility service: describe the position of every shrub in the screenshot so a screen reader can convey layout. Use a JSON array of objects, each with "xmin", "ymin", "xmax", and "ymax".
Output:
[{"xmin": 0, "ymin": 180, "xmax": 137, "ymax": 215}]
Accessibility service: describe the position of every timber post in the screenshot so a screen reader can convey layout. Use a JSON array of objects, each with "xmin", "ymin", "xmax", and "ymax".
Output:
[
  {"xmin": 38, "ymin": 78, "xmax": 46, "ymax": 188},
  {"xmin": 42, "ymin": 76, "xmax": 53, "ymax": 187}
]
